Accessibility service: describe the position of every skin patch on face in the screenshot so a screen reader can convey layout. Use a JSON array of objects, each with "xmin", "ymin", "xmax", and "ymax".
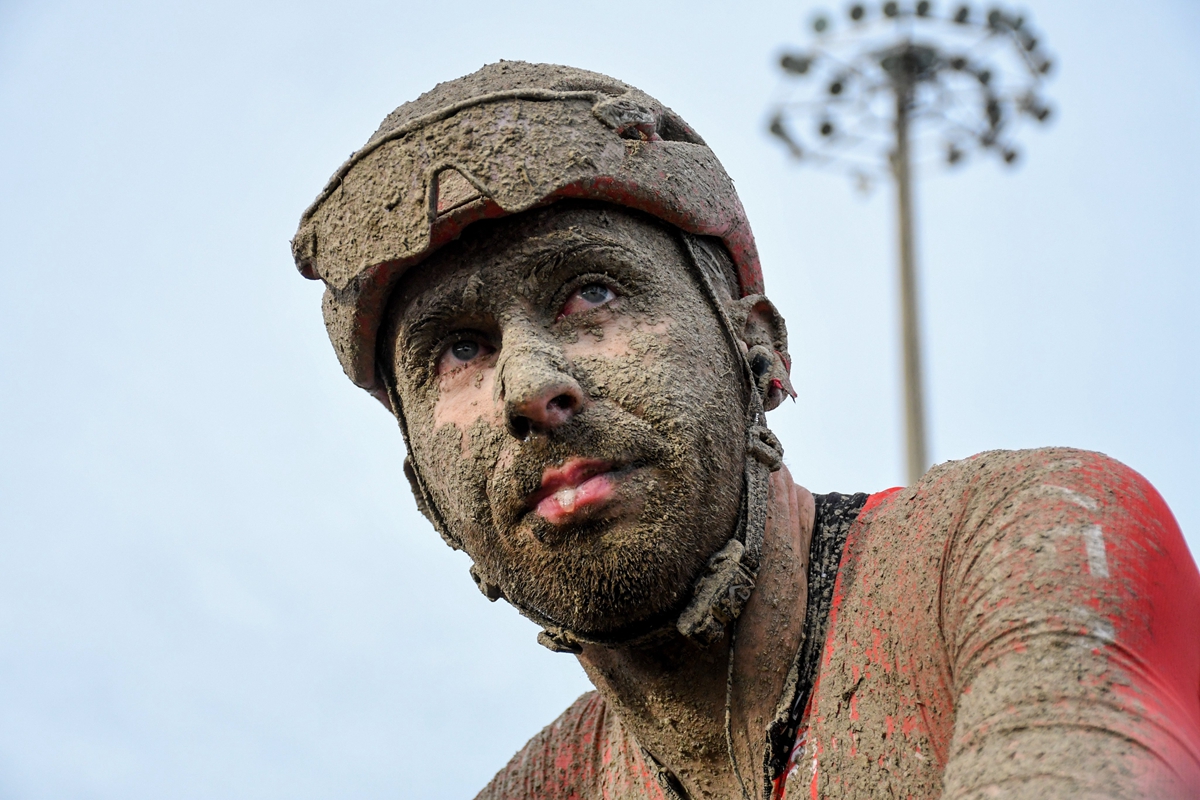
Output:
[{"xmin": 384, "ymin": 204, "xmax": 750, "ymax": 636}]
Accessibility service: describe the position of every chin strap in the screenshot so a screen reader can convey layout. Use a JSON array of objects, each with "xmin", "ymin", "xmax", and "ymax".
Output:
[
  {"xmin": 675, "ymin": 396, "xmax": 783, "ymax": 645},
  {"xmin": 667, "ymin": 233, "xmax": 785, "ymax": 647}
]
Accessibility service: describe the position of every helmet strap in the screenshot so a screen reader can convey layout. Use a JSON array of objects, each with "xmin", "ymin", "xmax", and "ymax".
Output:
[{"xmin": 672, "ymin": 232, "xmax": 784, "ymax": 647}]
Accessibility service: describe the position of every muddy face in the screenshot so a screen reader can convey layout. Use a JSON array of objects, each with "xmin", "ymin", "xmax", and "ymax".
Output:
[{"xmin": 384, "ymin": 205, "xmax": 748, "ymax": 636}]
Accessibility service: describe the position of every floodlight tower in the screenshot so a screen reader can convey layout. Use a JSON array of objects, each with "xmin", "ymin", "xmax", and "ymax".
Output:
[{"xmin": 768, "ymin": 2, "xmax": 1054, "ymax": 484}]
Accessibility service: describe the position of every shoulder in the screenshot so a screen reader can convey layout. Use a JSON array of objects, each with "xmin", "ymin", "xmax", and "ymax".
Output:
[
  {"xmin": 927, "ymin": 446, "xmax": 1146, "ymax": 495},
  {"xmin": 859, "ymin": 446, "xmax": 1170, "ymax": 542},
  {"xmin": 814, "ymin": 447, "xmax": 1200, "ymax": 794},
  {"xmin": 475, "ymin": 691, "xmax": 667, "ymax": 800},
  {"xmin": 474, "ymin": 692, "xmax": 603, "ymax": 800},
  {"xmin": 899, "ymin": 449, "xmax": 1200, "ymax": 794},
  {"xmin": 869, "ymin": 446, "xmax": 1141, "ymax": 507},
  {"xmin": 855, "ymin": 447, "xmax": 1194, "ymax": 616}
]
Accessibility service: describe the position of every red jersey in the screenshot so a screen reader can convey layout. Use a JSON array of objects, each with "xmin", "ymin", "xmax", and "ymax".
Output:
[{"xmin": 476, "ymin": 449, "xmax": 1200, "ymax": 799}]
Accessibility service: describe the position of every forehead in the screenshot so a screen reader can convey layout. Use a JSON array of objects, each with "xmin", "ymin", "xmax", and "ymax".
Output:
[{"xmin": 390, "ymin": 205, "xmax": 688, "ymax": 317}]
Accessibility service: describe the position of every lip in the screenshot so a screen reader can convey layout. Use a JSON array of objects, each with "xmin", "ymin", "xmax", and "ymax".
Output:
[{"xmin": 527, "ymin": 457, "xmax": 619, "ymax": 524}]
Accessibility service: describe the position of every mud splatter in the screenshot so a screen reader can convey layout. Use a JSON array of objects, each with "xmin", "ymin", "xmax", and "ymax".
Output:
[
  {"xmin": 798, "ymin": 448, "xmax": 1200, "ymax": 800},
  {"xmin": 382, "ymin": 204, "xmax": 806, "ymax": 800},
  {"xmin": 381, "ymin": 204, "xmax": 751, "ymax": 637}
]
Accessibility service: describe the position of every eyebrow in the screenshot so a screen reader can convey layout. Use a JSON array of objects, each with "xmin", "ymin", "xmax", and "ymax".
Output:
[
  {"xmin": 524, "ymin": 237, "xmax": 632, "ymax": 286},
  {"xmin": 400, "ymin": 285, "xmax": 473, "ymax": 348},
  {"xmin": 398, "ymin": 235, "xmax": 635, "ymax": 348}
]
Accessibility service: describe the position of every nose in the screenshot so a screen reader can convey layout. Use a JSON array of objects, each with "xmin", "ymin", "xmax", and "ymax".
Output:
[
  {"xmin": 498, "ymin": 346, "xmax": 586, "ymax": 441},
  {"xmin": 505, "ymin": 377, "xmax": 585, "ymax": 441}
]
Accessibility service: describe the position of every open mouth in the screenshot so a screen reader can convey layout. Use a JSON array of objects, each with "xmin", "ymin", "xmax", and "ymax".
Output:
[{"xmin": 526, "ymin": 457, "xmax": 626, "ymax": 524}]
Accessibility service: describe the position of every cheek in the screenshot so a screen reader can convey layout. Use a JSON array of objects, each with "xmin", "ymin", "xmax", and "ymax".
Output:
[
  {"xmin": 398, "ymin": 373, "xmax": 504, "ymax": 520},
  {"xmin": 413, "ymin": 417, "xmax": 509, "ymax": 540},
  {"xmin": 560, "ymin": 316, "xmax": 671, "ymax": 362},
  {"xmin": 433, "ymin": 365, "xmax": 502, "ymax": 431},
  {"xmin": 629, "ymin": 310, "xmax": 746, "ymax": 473},
  {"xmin": 566, "ymin": 314, "xmax": 737, "ymax": 434}
]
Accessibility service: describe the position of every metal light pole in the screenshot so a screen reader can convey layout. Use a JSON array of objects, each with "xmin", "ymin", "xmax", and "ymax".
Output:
[
  {"xmin": 768, "ymin": 2, "xmax": 1054, "ymax": 485},
  {"xmin": 893, "ymin": 74, "xmax": 926, "ymax": 482}
]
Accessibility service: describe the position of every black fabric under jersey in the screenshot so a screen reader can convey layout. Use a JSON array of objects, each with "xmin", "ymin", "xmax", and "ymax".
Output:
[{"xmin": 765, "ymin": 491, "xmax": 869, "ymax": 779}]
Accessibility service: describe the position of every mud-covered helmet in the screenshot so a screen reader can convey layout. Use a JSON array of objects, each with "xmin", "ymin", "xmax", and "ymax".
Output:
[{"xmin": 292, "ymin": 60, "xmax": 763, "ymax": 408}]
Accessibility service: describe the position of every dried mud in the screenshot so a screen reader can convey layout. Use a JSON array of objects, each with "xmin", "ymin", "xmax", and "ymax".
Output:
[
  {"xmin": 382, "ymin": 205, "xmax": 751, "ymax": 637},
  {"xmin": 293, "ymin": 61, "xmax": 760, "ymax": 397},
  {"xmin": 384, "ymin": 203, "xmax": 805, "ymax": 799}
]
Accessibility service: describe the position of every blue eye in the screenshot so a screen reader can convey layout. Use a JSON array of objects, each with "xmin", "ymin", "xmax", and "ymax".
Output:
[
  {"xmin": 437, "ymin": 334, "xmax": 494, "ymax": 377},
  {"xmin": 579, "ymin": 284, "xmax": 611, "ymax": 304},
  {"xmin": 560, "ymin": 283, "xmax": 616, "ymax": 318},
  {"xmin": 450, "ymin": 340, "xmax": 480, "ymax": 362}
]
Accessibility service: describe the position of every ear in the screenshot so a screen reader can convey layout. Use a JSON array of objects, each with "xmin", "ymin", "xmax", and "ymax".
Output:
[{"xmin": 729, "ymin": 294, "xmax": 797, "ymax": 411}]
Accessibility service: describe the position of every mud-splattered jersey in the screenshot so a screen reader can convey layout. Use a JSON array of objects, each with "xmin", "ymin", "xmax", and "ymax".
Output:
[{"xmin": 475, "ymin": 449, "xmax": 1200, "ymax": 799}]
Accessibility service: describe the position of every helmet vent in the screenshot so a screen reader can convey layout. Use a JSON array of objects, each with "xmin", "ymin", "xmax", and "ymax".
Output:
[
  {"xmin": 434, "ymin": 168, "xmax": 484, "ymax": 216},
  {"xmin": 592, "ymin": 97, "xmax": 661, "ymax": 141},
  {"xmin": 591, "ymin": 95, "xmax": 704, "ymax": 145}
]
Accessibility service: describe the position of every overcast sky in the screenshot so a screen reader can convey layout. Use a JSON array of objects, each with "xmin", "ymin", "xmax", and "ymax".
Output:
[{"xmin": 1, "ymin": 1, "xmax": 1197, "ymax": 797}]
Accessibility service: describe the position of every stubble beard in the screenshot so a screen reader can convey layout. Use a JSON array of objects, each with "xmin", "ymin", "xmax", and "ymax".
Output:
[{"xmin": 463, "ymin": 398, "xmax": 746, "ymax": 638}]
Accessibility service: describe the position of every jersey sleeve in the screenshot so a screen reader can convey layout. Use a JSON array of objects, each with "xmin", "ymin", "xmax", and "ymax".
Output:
[{"xmin": 937, "ymin": 449, "xmax": 1200, "ymax": 799}]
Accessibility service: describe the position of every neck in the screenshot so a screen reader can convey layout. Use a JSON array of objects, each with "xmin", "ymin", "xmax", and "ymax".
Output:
[{"xmin": 575, "ymin": 468, "xmax": 814, "ymax": 800}]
